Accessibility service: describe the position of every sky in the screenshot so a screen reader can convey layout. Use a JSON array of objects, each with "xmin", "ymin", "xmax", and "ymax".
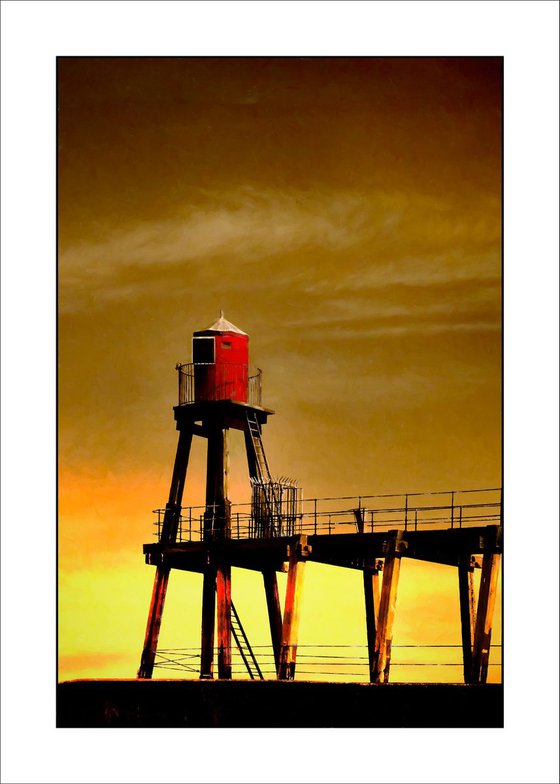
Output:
[{"xmin": 58, "ymin": 56, "xmax": 502, "ymax": 683}]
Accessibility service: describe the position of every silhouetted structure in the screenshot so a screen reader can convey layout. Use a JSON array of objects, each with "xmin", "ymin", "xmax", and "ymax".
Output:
[{"xmin": 138, "ymin": 316, "xmax": 502, "ymax": 684}]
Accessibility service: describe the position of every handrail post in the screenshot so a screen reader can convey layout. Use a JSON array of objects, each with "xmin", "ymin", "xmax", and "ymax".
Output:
[
  {"xmin": 314, "ymin": 499, "xmax": 317, "ymax": 535},
  {"xmin": 414, "ymin": 508, "xmax": 418, "ymax": 532},
  {"xmin": 450, "ymin": 491, "xmax": 455, "ymax": 529},
  {"xmin": 404, "ymin": 494, "xmax": 408, "ymax": 531}
]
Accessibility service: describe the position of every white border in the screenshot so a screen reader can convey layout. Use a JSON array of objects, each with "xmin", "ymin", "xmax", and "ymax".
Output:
[{"xmin": 1, "ymin": 2, "xmax": 559, "ymax": 783}]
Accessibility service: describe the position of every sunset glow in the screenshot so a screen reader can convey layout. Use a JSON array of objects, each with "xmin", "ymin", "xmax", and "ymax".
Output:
[{"xmin": 58, "ymin": 57, "xmax": 502, "ymax": 684}]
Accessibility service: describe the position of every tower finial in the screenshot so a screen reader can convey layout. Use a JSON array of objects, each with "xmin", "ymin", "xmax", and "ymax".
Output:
[{"xmin": 219, "ymin": 309, "xmax": 224, "ymax": 319}]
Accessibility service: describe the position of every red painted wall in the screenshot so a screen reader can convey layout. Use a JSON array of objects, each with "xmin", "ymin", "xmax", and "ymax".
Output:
[{"xmin": 193, "ymin": 330, "xmax": 249, "ymax": 402}]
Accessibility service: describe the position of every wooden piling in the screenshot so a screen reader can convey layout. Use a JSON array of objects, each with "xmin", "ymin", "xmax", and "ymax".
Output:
[
  {"xmin": 278, "ymin": 535, "xmax": 309, "ymax": 680},
  {"xmin": 263, "ymin": 570, "xmax": 283, "ymax": 671},
  {"xmin": 138, "ymin": 566, "xmax": 170, "ymax": 679},
  {"xmin": 364, "ymin": 564, "xmax": 381, "ymax": 682},
  {"xmin": 471, "ymin": 543, "xmax": 501, "ymax": 684},
  {"xmin": 458, "ymin": 555, "xmax": 476, "ymax": 683},
  {"xmin": 216, "ymin": 560, "xmax": 232, "ymax": 679},
  {"xmin": 201, "ymin": 421, "xmax": 230, "ymax": 678},
  {"xmin": 200, "ymin": 565, "xmax": 217, "ymax": 678},
  {"xmin": 355, "ymin": 512, "xmax": 383, "ymax": 687},
  {"xmin": 372, "ymin": 530, "xmax": 405, "ymax": 683},
  {"xmin": 138, "ymin": 428, "xmax": 193, "ymax": 678}
]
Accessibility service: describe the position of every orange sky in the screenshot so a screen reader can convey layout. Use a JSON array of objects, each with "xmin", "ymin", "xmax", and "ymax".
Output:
[{"xmin": 58, "ymin": 57, "xmax": 502, "ymax": 683}]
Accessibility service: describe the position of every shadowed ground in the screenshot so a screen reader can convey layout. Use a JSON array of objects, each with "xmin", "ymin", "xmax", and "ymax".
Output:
[{"xmin": 57, "ymin": 679, "xmax": 503, "ymax": 728}]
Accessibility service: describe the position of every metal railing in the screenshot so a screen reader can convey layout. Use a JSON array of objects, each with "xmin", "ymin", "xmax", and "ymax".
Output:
[
  {"xmin": 176, "ymin": 362, "xmax": 262, "ymax": 406},
  {"xmin": 152, "ymin": 487, "xmax": 502, "ymax": 543},
  {"xmin": 250, "ymin": 478, "xmax": 301, "ymax": 538}
]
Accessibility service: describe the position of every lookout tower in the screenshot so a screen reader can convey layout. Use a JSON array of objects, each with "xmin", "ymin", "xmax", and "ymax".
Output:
[
  {"xmin": 138, "ymin": 313, "xmax": 287, "ymax": 680},
  {"xmin": 139, "ymin": 315, "xmax": 502, "ymax": 687}
]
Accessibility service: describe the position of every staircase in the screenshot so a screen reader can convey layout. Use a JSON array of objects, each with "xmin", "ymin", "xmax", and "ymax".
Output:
[
  {"xmin": 231, "ymin": 601, "xmax": 263, "ymax": 680},
  {"xmin": 246, "ymin": 411, "xmax": 273, "ymax": 483},
  {"xmin": 246, "ymin": 411, "xmax": 281, "ymax": 536}
]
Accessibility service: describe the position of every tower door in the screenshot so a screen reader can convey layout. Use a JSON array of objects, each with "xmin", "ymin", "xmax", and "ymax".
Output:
[{"xmin": 193, "ymin": 336, "xmax": 215, "ymax": 364}]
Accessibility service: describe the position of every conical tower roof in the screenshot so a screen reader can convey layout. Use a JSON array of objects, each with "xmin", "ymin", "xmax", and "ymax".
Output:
[{"xmin": 201, "ymin": 311, "xmax": 247, "ymax": 335}]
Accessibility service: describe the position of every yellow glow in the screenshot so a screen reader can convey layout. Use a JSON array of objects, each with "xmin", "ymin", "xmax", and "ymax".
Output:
[{"xmin": 58, "ymin": 57, "xmax": 502, "ymax": 685}]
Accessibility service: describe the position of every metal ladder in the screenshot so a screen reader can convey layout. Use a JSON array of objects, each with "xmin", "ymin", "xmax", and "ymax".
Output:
[
  {"xmin": 246, "ymin": 411, "xmax": 281, "ymax": 535},
  {"xmin": 246, "ymin": 411, "xmax": 273, "ymax": 483},
  {"xmin": 231, "ymin": 601, "xmax": 263, "ymax": 680}
]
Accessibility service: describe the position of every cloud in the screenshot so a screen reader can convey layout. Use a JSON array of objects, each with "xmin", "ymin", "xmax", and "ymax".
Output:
[
  {"xmin": 59, "ymin": 187, "xmax": 371, "ymax": 305},
  {"xmin": 59, "ymin": 186, "xmax": 500, "ymax": 313}
]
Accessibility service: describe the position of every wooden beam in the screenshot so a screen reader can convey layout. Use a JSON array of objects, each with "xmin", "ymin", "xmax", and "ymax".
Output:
[
  {"xmin": 174, "ymin": 400, "xmax": 274, "ymax": 433},
  {"xmin": 144, "ymin": 526, "xmax": 501, "ymax": 574},
  {"xmin": 372, "ymin": 530, "xmax": 405, "ymax": 683},
  {"xmin": 364, "ymin": 563, "xmax": 381, "ymax": 682},
  {"xmin": 204, "ymin": 426, "xmax": 228, "ymax": 540},
  {"xmin": 203, "ymin": 420, "xmax": 230, "ymax": 677},
  {"xmin": 471, "ymin": 550, "xmax": 501, "ymax": 684},
  {"xmin": 263, "ymin": 570, "xmax": 283, "ymax": 671},
  {"xmin": 458, "ymin": 555, "xmax": 476, "ymax": 684},
  {"xmin": 278, "ymin": 536, "xmax": 310, "ymax": 680},
  {"xmin": 160, "ymin": 429, "xmax": 193, "ymax": 543},
  {"xmin": 137, "ymin": 566, "xmax": 170, "ymax": 679},
  {"xmin": 138, "ymin": 428, "xmax": 192, "ymax": 678},
  {"xmin": 200, "ymin": 565, "xmax": 216, "ymax": 678},
  {"xmin": 216, "ymin": 560, "xmax": 232, "ymax": 679}
]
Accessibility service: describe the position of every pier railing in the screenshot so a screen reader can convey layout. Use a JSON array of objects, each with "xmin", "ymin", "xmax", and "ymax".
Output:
[
  {"xmin": 176, "ymin": 363, "xmax": 262, "ymax": 406},
  {"xmin": 153, "ymin": 487, "xmax": 502, "ymax": 543}
]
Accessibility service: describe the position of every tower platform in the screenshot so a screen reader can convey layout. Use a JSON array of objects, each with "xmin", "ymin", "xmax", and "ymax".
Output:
[{"xmin": 173, "ymin": 399, "xmax": 274, "ymax": 433}]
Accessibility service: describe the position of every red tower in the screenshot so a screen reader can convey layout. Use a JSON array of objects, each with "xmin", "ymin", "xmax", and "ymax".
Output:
[
  {"xmin": 138, "ymin": 316, "xmax": 502, "ymax": 688},
  {"xmin": 193, "ymin": 312, "xmax": 249, "ymax": 403},
  {"xmin": 138, "ymin": 313, "xmax": 280, "ymax": 682}
]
